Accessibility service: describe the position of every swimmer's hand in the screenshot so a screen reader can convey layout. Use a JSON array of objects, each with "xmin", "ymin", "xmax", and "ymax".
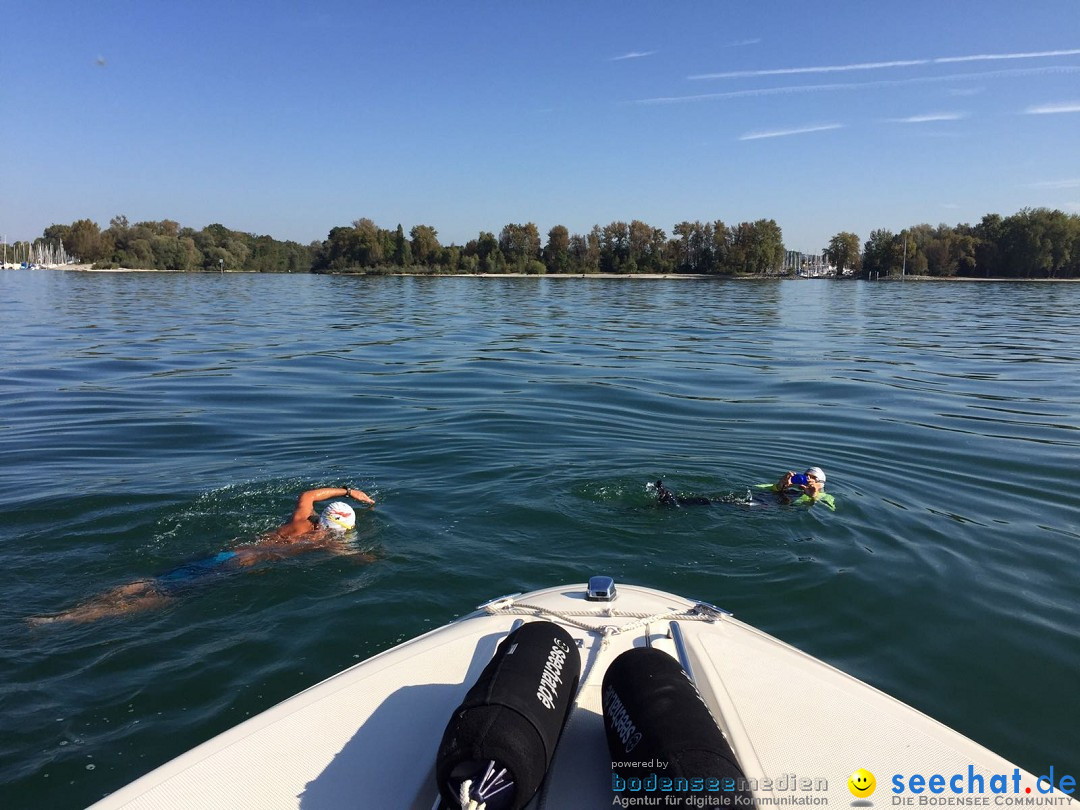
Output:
[
  {"xmin": 345, "ymin": 488, "xmax": 375, "ymax": 507},
  {"xmin": 775, "ymin": 471, "xmax": 795, "ymax": 491}
]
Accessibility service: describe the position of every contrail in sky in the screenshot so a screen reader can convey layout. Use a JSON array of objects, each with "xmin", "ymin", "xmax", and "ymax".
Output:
[
  {"xmin": 1024, "ymin": 101, "xmax": 1080, "ymax": 114},
  {"xmin": 1029, "ymin": 178, "xmax": 1080, "ymax": 188},
  {"xmin": 739, "ymin": 124, "xmax": 843, "ymax": 140},
  {"xmin": 693, "ymin": 59, "xmax": 926, "ymax": 78},
  {"xmin": 633, "ymin": 66, "xmax": 1080, "ymax": 104},
  {"xmin": 888, "ymin": 113, "xmax": 967, "ymax": 123},
  {"xmin": 689, "ymin": 47, "xmax": 1080, "ymax": 79}
]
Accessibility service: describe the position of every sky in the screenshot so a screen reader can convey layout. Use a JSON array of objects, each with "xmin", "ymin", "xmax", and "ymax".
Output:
[{"xmin": 2, "ymin": 0, "xmax": 1080, "ymax": 254}]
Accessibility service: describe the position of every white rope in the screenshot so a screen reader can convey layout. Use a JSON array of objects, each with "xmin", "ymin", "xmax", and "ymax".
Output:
[
  {"xmin": 482, "ymin": 601, "xmax": 723, "ymax": 639},
  {"xmin": 455, "ymin": 777, "xmax": 485, "ymax": 810}
]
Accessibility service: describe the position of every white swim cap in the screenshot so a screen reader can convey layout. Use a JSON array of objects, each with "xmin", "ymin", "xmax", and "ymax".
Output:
[
  {"xmin": 806, "ymin": 467, "xmax": 826, "ymax": 482},
  {"xmin": 319, "ymin": 502, "xmax": 356, "ymax": 532}
]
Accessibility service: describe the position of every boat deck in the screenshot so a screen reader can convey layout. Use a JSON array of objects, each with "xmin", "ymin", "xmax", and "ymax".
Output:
[{"xmin": 88, "ymin": 583, "xmax": 1074, "ymax": 810}]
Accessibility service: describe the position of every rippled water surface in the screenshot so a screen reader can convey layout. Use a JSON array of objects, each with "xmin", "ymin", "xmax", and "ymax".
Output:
[{"xmin": 1, "ymin": 271, "xmax": 1078, "ymax": 808}]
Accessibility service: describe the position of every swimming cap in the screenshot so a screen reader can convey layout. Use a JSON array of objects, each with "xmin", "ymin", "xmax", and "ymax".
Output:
[
  {"xmin": 319, "ymin": 502, "xmax": 356, "ymax": 532},
  {"xmin": 805, "ymin": 467, "xmax": 826, "ymax": 483}
]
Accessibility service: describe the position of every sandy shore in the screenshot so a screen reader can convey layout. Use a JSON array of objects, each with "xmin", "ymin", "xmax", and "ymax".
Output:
[
  {"xmin": 2, "ymin": 263, "xmax": 147, "ymax": 272},
  {"xmin": 67, "ymin": 264, "xmax": 149, "ymax": 273}
]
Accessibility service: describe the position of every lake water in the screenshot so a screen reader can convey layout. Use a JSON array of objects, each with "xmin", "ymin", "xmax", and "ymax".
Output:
[{"xmin": 1, "ymin": 270, "xmax": 1078, "ymax": 809}]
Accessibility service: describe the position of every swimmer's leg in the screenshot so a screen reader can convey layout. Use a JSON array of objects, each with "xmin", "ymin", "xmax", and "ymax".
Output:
[
  {"xmin": 27, "ymin": 580, "xmax": 174, "ymax": 625},
  {"xmin": 676, "ymin": 495, "xmax": 713, "ymax": 506},
  {"xmin": 655, "ymin": 480, "xmax": 679, "ymax": 507}
]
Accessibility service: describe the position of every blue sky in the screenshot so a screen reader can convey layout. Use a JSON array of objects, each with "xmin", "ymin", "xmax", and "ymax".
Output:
[{"xmin": 3, "ymin": 0, "xmax": 1080, "ymax": 253}]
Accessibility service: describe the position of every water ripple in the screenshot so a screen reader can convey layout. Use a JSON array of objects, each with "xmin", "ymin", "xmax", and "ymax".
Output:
[{"xmin": 1, "ymin": 274, "xmax": 1078, "ymax": 808}]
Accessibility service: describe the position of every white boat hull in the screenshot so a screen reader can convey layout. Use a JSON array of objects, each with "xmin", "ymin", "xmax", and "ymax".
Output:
[{"xmin": 88, "ymin": 581, "xmax": 1075, "ymax": 809}]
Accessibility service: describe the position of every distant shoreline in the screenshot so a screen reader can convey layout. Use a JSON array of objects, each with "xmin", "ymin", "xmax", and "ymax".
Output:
[
  {"xmin": 878, "ymin": 275, "xmax": 1080, "ymax": 283},
  {"xmin": 9, "ymin": 265, "xmax": 1080, "ymax": 281}
]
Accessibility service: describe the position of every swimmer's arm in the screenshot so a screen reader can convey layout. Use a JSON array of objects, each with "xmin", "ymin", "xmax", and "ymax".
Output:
[
  {"xmin": 322, "ymin": 537, "xmax": 377, "ymax": 561},
  {"xmin": 775, "ymin": 471, "xmax": 795, "ymax": 491},
  {"xmin": 289, "ymin": 487, "xmax": 375, "ymax": 523}
]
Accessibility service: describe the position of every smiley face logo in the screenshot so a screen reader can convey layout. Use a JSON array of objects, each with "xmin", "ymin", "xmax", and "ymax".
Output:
[{"xmin": 848, "ymin": 769, "xmax": 876, "ymax": 799}]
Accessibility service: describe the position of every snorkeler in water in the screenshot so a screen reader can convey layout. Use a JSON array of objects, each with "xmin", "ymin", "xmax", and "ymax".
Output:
[{"xmin": 29, "ymin": 486, "xmax": 375, "ymax": 625}]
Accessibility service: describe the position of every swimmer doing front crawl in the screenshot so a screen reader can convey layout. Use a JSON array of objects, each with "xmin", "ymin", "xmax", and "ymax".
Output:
[{"xmin": 29, "ymin": 486, "xmax": 375, "ymax": 625}]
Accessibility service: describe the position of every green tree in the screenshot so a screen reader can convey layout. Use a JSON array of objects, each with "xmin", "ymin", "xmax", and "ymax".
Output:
[
  {"xmin": 43, "ymin": 223, "xmax": 73, "ymax": 246},
  {"xmin": 499, "ymin": 223, "xmax": 541, "ymax": 272},
  {"xmin": 825, "ymin": 232, "xmax": 861, "ymax": 274},
  {"xmin": 353, "ymin": 218, "xmax": 385, "ymax": 267},
  {"xmin": 67, "ymin": 219, "xmax": 105, "ymax": 263},
  {"xmin": 474, "ymin": 231, "xmax": 503, "ymax": 273},
  {"xmin": 862, "ymin": 229, "xmax": 902, "ymax": 277},
  {"xmin": 410, "ymin": 224, "xmax": 441, "ymax": 267},
  {"xmin": 544, "ymin": 225, "xmax": 571, "ymax": 274},
  {"xmin": 973, "ymin": 214, "xmax": 1004, "ymax": 278},
  {"xmin": 393, "ymin": 224, "xmax": 412, "ymax": 267},
  {"xmin": 710, "ymin": 221, "xmax": 730, "ymax": 274},
  {"xmin": 567, "ymin": 232, "xmax": 597, "ymax": 274},
  {"xmin": 441, "ymin": 245, "xmax": 462, "ymax": 273},
  {"xmin": 585, "ymin": 226, "xmax": 602, "ymax": 273},
  {"xmin": 672, "ymin": 221, "xmax": 714, "ymax": 273},
  {"xmin": 599, "ymin": 221, "xmax": 630, "ymax": 273},
  {"xmin": 729, "ymin": 219, "xmax": 784, "ymax": 274},
  {"xmin": 628, "ymin": 220, "xmax": 668, "ymax": 273}
]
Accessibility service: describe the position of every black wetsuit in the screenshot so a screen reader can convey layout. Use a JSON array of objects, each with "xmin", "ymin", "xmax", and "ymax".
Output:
[
  {"xmin": 654, "ymin": 480, "xmax": 713, "ymax": 507},
  {"xmin": 654, "ymin": 479, "xmax": 759, "ymax": 507}
]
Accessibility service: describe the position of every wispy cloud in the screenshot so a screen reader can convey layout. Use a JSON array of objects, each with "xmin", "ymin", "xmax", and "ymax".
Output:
[
  {"xmin": 610, "ymin": 51, "xmax": 656, "ymax": 62},
  {"xmin": 936, "ymin": 49, "xmax": 1080, "ymax": 64},
  {"xmin": 1024, "ymin": 101, "xmax": 1080, "ymax": 114},
  {"xmin": 692, "ymin": 59, "xmax": 925, "ymax": 80},
  {"xmin": 949, "ymin": 87, "xmax": 984, "ymax": 96},
  {"xmin": 904, "ymin": 131, "xmax": 965, "ymax": 139},
  {"xmin": 887, "ymin": 112, "xmax": 967, "ymax": 123},
  {"xmin": 726, "ymin": 38, "xmax": 762, "ymax": 47},
  {"xmin": 689, "ymin": 47, "xmax": 1080, "ymax": 80},
  {"xmin": 632, "ymin": 66, "xmax": 1080, "ymax": 105},
  {"xmin": 1029, "ymin": 178, "xmax": 1080, "ymax": 189},
  {"xmin": 739, "ymin": 123, "xmax": 843, "ymax": 141}
]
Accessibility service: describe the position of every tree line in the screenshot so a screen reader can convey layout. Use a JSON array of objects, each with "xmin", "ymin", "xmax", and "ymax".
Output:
[
  {"xmin": 829, "ymin": 208, "xmax": 1080, "ymax": 280},
  {"xmin": 27, "ymin": 215, "xmax": 787, "ymax": 275},
  {"xmin": 35, "ymin": 217, "xmax": 314, "ymax": 273},
  {"xmin": 313, "ymin": 217, "xmax": 786, "ymax": 276},
  {"xmin": 22, "ymin": 207, "xmax": 1080, "ymax": 279}
]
